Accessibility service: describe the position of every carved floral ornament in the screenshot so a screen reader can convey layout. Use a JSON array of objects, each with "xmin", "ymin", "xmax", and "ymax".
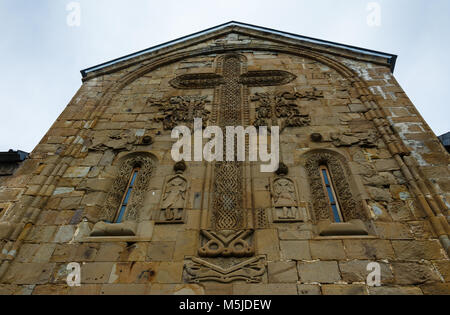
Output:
[
  {"xmin": 147, "ymin": 96, "xmax": 211, "ymax": 130},
  {"xmin": 251, "ymin": 91, "xmax": 320, "ymax": 131}
]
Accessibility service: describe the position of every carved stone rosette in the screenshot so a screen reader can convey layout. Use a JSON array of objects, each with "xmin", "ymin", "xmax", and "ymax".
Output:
[
  {"xmin": 270, "ymin": 177, "xmax": 305, "ymax": 223},
  {"xmin": 304, "ymin": 151, "xmax": 366, "ymax": 222},
  {"xmin": 101, "ymin": 153, "xmax": 155, "ymax": 222},
  {"xmin": 156, "ymin": 175, "xmax": 188, "ymax": 224}
]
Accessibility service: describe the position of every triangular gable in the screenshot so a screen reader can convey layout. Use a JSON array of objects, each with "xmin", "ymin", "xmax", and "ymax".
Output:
[{"xmin": 80, "ymin": 21, "xmax": 397, "ymax": 80}]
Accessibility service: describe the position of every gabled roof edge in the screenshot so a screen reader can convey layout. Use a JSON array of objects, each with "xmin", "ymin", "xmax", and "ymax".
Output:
[{"xmin": 80, "ymin": 21, "xmax": 398, "ymax": 78}]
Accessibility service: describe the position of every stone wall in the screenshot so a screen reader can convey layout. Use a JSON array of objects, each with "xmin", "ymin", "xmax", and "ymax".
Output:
[{"xmin": 0, "ymin": 30, "xmax": 448, "ymax": 295}]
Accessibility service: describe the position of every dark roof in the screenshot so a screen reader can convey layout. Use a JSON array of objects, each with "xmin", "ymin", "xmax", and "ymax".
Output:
[
  {"xmin": 438, "ymin": 132, "xmax": 450, "ymax": 147},
  {"xmin": 81, "ymin": 21, "xmax": 397, "ymax": 78},
  {"xmin": 0, "ymin": 150, "xmax": 29, "ymax": 163}
]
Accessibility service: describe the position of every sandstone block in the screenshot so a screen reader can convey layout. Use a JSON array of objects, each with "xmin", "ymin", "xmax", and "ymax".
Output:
[
  {"xmin": 297, "ymin": 261, "xmax": 341, "ymax": 284},
  {"xmin": 339, "ymin": 260, "xmax": 393, "ymax": 284},
  {"xmin": 297, "ymin": 284, "xmax": 321, "ymax": 295},
  {"xmin": 343, "ymin": 240, "xmax": 395, "ymax": 260},
  {"xmin": 280, "ymin": 241, "xmax": 311, "ymax": 261},
  {"xmin": 255, "ymin": 229, "xmax": 280, "ymax": 261},
  {"xmin": 392, "ymin": 262, "xmax": 441, "ymax": 285},
  {"xmin": 310, "ymin": 240, "xmax": 346, "ymax": 260},
  {"xmin": 392, "ymin": 240, "xmax": 446, "ymax": 261},
  {"xmin": 233, "ymin": 283, "xmax": 298, "ymax": 295},
  {"xmin": 322, "ymin": 284, "xmax": 367, "ymax": 295},
  {"xmin": 268, "ymin": 261, "xmax": 298, "ymax": 283},
  {"xmin": 368, "ymin": 286, "xmax": 423, "ymax": 295}
]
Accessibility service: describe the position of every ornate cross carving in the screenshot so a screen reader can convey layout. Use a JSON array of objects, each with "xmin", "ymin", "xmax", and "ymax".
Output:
[{"xmin": 170, "ymin": 54, "xmax": 296, "ymax": 234}]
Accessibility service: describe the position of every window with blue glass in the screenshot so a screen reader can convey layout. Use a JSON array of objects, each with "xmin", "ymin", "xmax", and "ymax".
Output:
[
  {"xmin": 319, "ymin": 165, "xmax": 344, "ymax": 223},
  {"xmin": 115, "ymin": 167, "xmax": 140, "ymax": 223}
]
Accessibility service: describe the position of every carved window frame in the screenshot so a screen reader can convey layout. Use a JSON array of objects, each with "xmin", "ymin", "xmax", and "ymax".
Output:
[
  {"xmin": 101, "ymin": 153, "xmax": 156, "ymax": 223},
  {"xmin": 319, "ymin": 165, "xmax": 344, "ymax": 223},
  {"xmin": 114, "ymin": 166, "xmax": 141, "ymax": 223},
  {"xmin": 304, "ymin": 150, "xmax": 367, "ymax": 223}
]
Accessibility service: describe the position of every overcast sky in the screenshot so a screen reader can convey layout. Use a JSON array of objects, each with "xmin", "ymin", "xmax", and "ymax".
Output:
[{"xmin": 0, "ymin": 0, "xmax": 449, "ymax": 152}]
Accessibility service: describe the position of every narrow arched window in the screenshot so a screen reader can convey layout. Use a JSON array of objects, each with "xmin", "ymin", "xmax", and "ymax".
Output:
[
  {"xmin": 114, "ymin": 167, "xmax": 140, "ymax": 223},
  {"xmin": 319, "ymin": 165, "xmax": 343, "ymax": 223}
]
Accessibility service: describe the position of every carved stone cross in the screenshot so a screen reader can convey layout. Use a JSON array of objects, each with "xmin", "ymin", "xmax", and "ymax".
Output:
[{"xmin": 170, "ymin": 54, "xmax": 296, "ymax": 232}]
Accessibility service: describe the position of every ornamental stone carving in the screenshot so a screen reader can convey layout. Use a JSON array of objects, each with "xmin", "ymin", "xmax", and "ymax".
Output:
[
  {"xmin": 270, "ymin": 177, "xmax": 305, "ymax": 223},
  {"xmin": 198, "ymin": 230, "xmax": 254, "ymax": 258},
  {"xmin": 184, "ymin": 256, "xmax": 266, "ymax": 284},
  {"xmin": 101, "ymin": 153, "xmax": 155, "ymax": 222},
  {"xmin": 331, "ymin": 131, "xmax": 379, "ymax": 148},
  {"xmin": 87, "ymin": 130, "xmax": 138, "ymax": 152},
  {"xmin": 251, "ymin": 91, "xmax": 317, "ymax": 131},
  {"xmin": 304, "ymin": 151, "xmax": 366, "ymax": 222},
  {"xmin": 157, "ymin": 175, "xmax": 188, "ymax": 224},
  {"xmin": 147, "ymin": 96, "xmax": 211, "ymax": 130}
]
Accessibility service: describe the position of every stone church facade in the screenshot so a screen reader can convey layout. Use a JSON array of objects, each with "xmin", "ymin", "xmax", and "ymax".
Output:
[{"xmin": 0, "ymin": 22, "xmax": 448, "ymax": 295}]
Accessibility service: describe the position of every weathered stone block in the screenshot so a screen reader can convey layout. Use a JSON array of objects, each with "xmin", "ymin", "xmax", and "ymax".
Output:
[
  {"xmin": 109, "ymin": 262, "xmax": 158, "ymax": 284},
  {"xmin": 2, "ymin": 263, "xmax": 55, "ymax": 285},
  {"xmin": 173, "ymin": 230, "xmax": 198, "ymax": 261},
  {"xmin": 233, "ymin": 283, "xmax": 298, "ymax": 295},
  {"xmin": 322, "ymin": 284, "xmax": 367, "ymax": 295},
  {"xmin": 100, "ymin": 284, "xmax": 148, "ymax": 295},
  {"xmin": 343, "ymin": 240, "xmax": 395, "ymax": 260},
  {"xmin": 297, "ymin": 261, "xmax": 341, "ymax": 284},
  {"xmin": 297, "ymin": 284, "xmax": 321, "ymax": 295},
  {"xmin": 95, "ymin": 242, "xmax": 127, "ymax": 262},
  {"xmin": 392, "ymin": 240, "xmax": 446, "ymax": 261},
  {"xmin": 147, "ymin": 242, "xmax": 175, "ymax": 261},
  {"xmin": 310, "ymin": 240, "xmax": 346, "ymax": 260},
  {"xmin": 280, "ymin": 241, "xmax": 311, "ymax": 261},
  {"xmin": 392, "ymin": 262, "xmax": 441, "ymax": 285},
  {"xmin": 155, "ymin": 262, "xmax": 183, "ymax": 284},
  {"xmin": 433, "ymin": 260, "xmax": 450, "ymax": 282},
  {"xmin": 81, "ymin": 262, "xmax": 115, "ymax": 284},
  {"xmin": 268, "ymin": 261, "xmax": 298, "ymax": 283},
  {"xmin": 255, "ymin": 229, "xmax": 280, "ymax": 261},
  {"xmin": 420, "ymin": 283, "xmax": 450, "ymax": 295},
  {"xmin": 339, "ymin": 260, "xmax": 393, "ymax": 284},
  {"xmin": 368, "ymin": 286, "xmax": 423, "ymax": 295}
]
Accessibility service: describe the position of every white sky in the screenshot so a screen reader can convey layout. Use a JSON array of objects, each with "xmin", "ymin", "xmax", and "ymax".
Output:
[{"xmin": 0, "ymin": 0, "xmax": 449, "ymax": 152}]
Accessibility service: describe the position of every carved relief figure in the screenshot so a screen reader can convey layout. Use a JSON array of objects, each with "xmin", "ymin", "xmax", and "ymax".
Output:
[
  {"xmin": 158, "ymin": 175, "xmax": 188, "ymax": 223},
  {"xmin": 271, "ymin": 177, "xmax": 304, "ymax": 222}
]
